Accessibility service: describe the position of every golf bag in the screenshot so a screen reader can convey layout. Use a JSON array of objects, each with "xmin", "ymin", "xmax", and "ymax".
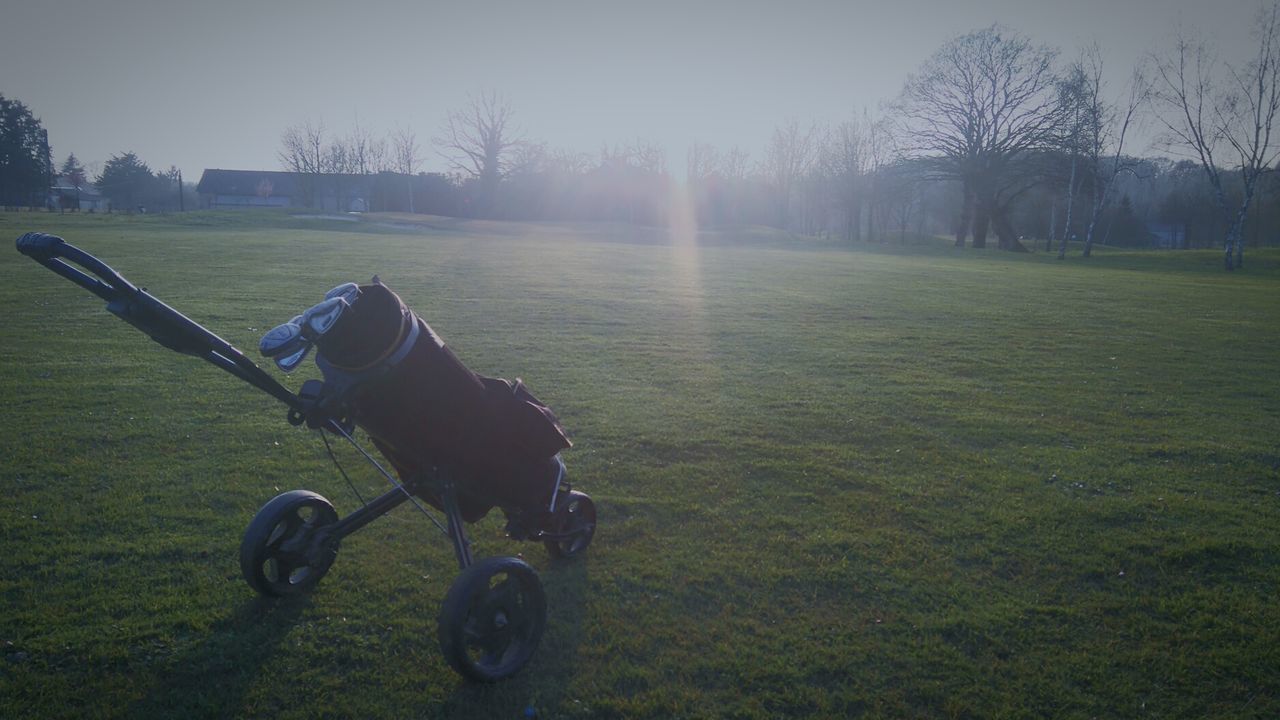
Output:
[{"xmin": 306, "ymin": 280, "xmax": 571, "ymax": 522}]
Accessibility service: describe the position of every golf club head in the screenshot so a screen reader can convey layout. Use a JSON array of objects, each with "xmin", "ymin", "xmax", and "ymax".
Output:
[
  {"xmin": 274, "ymin": 341, "xmax": 312, "ymax": 373},
  {"xmin": 259, "ymin": 321, "xmax": 304, "ymax": 358},
  {"xmin": 300, "ymin": 297, "xmax": 349, "ymax": 340},
  {"xmin": 325, "ymin": 282, "xmax": 361, "ymax": 306}
]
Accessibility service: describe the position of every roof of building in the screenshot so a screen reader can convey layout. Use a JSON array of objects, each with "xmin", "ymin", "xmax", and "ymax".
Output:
[
  {"xmin": 197, "ymin": 168, "xmax": 394, "ymax": 195},
  {"xmin": 51, "ymin": 175, "xmax": 104, "ymax": 198},
  {"xmin": 196, "ymin": 169, "xmax": 300, "ymax": 197}
]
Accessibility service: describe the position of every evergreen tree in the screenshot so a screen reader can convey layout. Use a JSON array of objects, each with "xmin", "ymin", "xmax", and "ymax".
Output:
[
  {"xmin": 60, "ymin": 153, "xmax": 86, "ymax": 187},
  {"xmin": 0, "ymin": 94, "xmax": 53, "ymax": 207},
  {"xmin": 96, "ymin": 152, "xmax": 158, "ymax": 211},
  {"xmin": 1109, "ymin": 195, "xmax": 1148, "ymax": 247}
]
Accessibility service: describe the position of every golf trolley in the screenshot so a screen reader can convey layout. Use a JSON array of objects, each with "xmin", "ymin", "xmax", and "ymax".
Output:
[{"xmin": 15, "ymin": 232, "xmax": 596, "ymax": 682}]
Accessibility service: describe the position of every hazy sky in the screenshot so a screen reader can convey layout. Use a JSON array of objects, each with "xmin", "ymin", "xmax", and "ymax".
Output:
[{"xmin": 0, "ymin": 0, "xmax": 1261, "ymax": 180}]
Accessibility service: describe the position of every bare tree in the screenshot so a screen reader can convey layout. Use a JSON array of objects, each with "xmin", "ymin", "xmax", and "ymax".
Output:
[
  {"xmin": 1152, "ymin": 3, "xmax": 1280, "ymax": 270},
  {"xmin": 550, "ymin": 147, "xmax": 594, "ymax": 175},
  {"xmin": 279, "ymin": 120, "xmax": 325, "ymax": 175},
  {"xmin": 895, "ymin": 25, "xmax": 1064, "ymax": 249},
  {"xmin": 798, "ymin": 135, "xmax": 834, "ymax": 236},
  {"xmin": 391, "ymin": 127, "xmax": 421, "ymax": 213},
  {"xmin": 629, "ymin": 139, "xmax": 668, "ymax": 176},
  {"xmin": 717, "ymin": 146, "xmax": 751, "ymax": 224},
  {"xmin": 507, "ymin": 141, "xmax": 550, "ymax": 177},
  {"xmin": 824, "ymin": 118, "xmax": 870, "ymax": 242},
  {"xmin": 590, "ymin": 141, "xmax": 669, "ymax": 225},
  {"xmin": 721, "ymin": 146, "xmax": 750, "ymax": 183},
  {"xmin": 882, "ymin": 159, "xmax": 929, "ymax": 243},
  {"xmin": 1056, "ymin": 62, "xmax": 1089, "ymax": 258},
  {"xmin": 279, "ymin": 120, "xmax": 327, "ymax": 206},
  {"xmin": 686, "ymin": 141, "xmax": 720, "ymax": 224},
  {"xmin": 762, "ymin": 119, "xmax": 817, "ymax": 231},
  {"xmin": 337, "ymin": 120, "xmax": 387, "ymax": 175},
  {"xmin": 434, "ymin": 91, "xmax": 522, "ymax": 216},
  {"xmin": 686, "ymin": 142, "xmax": 719, "ymax": 185},
  {"xmin": 865, "ymin": 114, "xmax": 895, "ymax": 241},
  {"xmin": 324, "ymin": 141, "xmax": 351, "ymax": 174},
  {"xmin": 1072, "ymin": 48, "xmax": 1149, "ymax": 257}
]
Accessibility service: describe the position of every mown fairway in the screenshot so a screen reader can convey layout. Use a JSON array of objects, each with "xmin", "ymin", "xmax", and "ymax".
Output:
[{"xmin": 1, "ymin": 211, "xmax": 1277, "ymax": 719}]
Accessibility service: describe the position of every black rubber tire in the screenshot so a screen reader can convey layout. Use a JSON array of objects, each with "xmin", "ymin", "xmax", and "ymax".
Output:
[
  {"xmin": 438, "ymin": 556, "xmax": 547, "ymax": 682},
  {"xmin": 240, "ymin": 490, "xmax": 339, "ymax": 597},
  {"xmin": 544, "ymin": 490, "xmax": 596, "ymax": 559}
]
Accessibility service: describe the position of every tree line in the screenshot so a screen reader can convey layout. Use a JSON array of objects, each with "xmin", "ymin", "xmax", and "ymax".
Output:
[
  {"xmin": 0, "ymin": 94, "xmax": 192, "ymax": 213},
  {"xmin": 5, "ymin": 5, "xmax": 1279, "ymax": 270},
  {"xmin": 274, "ymin": 8, "xmax": 1278, "ymax": 271}
]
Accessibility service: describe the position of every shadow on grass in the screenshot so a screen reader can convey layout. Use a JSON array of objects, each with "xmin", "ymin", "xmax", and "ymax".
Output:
[
  {"xmin": 128, "ymin": 595, "xmax": 310, "ymax": 719},
  {"xmin": 442, "ymin": 558, "xmax": 592, "ymax": 719}
]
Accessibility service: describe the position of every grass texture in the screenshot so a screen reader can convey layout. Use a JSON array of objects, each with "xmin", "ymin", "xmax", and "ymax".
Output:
[{"xmin": 1, "ymin": 210, "xmax": 1277, "ymax": 719}]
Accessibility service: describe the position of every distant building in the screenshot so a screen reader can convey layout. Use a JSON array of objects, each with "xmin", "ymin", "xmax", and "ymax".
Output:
[
  {"xmin": 50, "ymin": 175, "xmax": 110, "ymax": 212},
  {"xmin": 197, "ymin": 169, "xmax": 376, "ymax": 212},
  {"xmin": 195, "ymin": 169, "xmax": 459, "ymax": 215}
]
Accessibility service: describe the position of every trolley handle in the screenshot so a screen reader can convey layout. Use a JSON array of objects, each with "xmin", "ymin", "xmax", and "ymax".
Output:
[
  {"xmin": 16, "ymin": 232, "xmax": 138, "ymax": 303},
  {"xmin": 15, "ymin": 232, "xmax": 303, "ymax": 411}
]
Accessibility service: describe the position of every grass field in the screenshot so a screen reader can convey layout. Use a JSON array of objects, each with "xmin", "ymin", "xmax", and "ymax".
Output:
[{"xmin": 1, "ymin": 210, "xmax": 1277, "ymax": 719}]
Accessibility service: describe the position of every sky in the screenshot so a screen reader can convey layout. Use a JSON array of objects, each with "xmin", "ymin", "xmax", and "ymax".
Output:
[{"xmin": 0, "ymin": 0, "xmax": 1262, "ymax": 182}]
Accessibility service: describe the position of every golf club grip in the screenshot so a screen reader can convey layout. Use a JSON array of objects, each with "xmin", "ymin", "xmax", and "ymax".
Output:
[{"xmin": 15, "ymin": 232, "xmax": 138, "ymax": 302}]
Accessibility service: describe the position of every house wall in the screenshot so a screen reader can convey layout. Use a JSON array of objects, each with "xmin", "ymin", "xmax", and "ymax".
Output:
[
  {"xmin": 315, "ymin": 193, "xmax": 367, "ymax": 213},
  {"xmin": 196, "ymin": 171, "xmax": 379, "ymax": 212},
  {"xmin": 206, "ymin": 194, "xmax": 292, "ymax": 208},
  {"xmin": 51, "ymin": 189, "xmax": 109, "ymax": 212}
]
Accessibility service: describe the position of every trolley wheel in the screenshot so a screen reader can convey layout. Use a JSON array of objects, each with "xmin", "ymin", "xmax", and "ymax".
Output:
[
  {"xmin": 544, "ymin": 490, "xmax": 596, "ymax": 559},
  {"xmin": 240, "ymin": 490, "xmax": 339, "ymax": 597},
  {"xmin": 438, "ymin": 556, "xmax": 547, "ymax": 682}
]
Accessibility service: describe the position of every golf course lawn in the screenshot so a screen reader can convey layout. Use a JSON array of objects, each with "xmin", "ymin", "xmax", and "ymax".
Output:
[{"xmin": 1, "ymin": 210, "xmax": 1277, "ymax": 719}]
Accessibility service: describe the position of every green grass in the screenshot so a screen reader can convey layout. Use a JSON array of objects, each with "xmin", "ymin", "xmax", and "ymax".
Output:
[{"xmin": 1, "ymin": 210, "xmax": 1277, "ymax": 719}]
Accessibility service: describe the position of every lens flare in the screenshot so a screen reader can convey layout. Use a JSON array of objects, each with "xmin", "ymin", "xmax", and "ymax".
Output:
[{"xmin": 666, "ymin": 180, "xmax": 713, "ymax": 370}]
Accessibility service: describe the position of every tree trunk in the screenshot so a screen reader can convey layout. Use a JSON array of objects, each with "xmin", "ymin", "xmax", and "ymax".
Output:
[
  {"xmin": 916, "ymin": 194, "xmax": 928, "ymax": 241},
  {"xmin": 971, "ymin": 197, "xmax": 990, "ymax": 249},
  {"xmin": 1061, "ymin": 151, "xmax": 1078, "ymax": 260},
  {"xmin": 1234, "ymin": 205, "xmax": 1249, "ymax": 270},
  {"xmin": 1217, "ymin": 191, "xmax": 1255, "ymax": 271},
  {"xmin": 867, "ymin": 196, "xmax": 877, "ymax": 242},
  {"xmin": 1056, "ymin": 208, "xmax": 1071, "ymax": 259},
  {"xmin": 993, "ymin": 207, "xmax": 1029, "ymax": 252},
  {"xmin": 955, "ymin": 181, "xmax": 972, "ymax": 247},
  {"xmin": 1082, "ymin": 189, "xmax": 1104, "ymax": 258},
  {"xmin": 1046, "ymin": 202, "xmax": 1056, "ymax": 252},
  {"xmin": 1224, "ymin": 220, "xmax": 1244, "ymax": 271}
]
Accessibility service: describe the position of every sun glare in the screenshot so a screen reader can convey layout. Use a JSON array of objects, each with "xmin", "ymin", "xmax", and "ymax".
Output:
[{"xmin": 666, "ymin": 180, "xmax": 713, "ymax": 367}]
